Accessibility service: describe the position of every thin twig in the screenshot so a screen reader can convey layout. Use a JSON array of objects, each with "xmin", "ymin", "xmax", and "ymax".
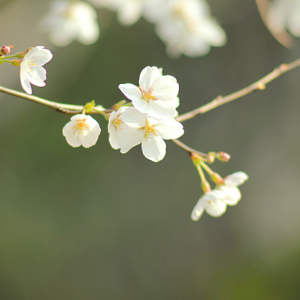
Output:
[
  {"xmin": 0, "ymin": 85, "xmax": 105, "ymax": 115},
  {"xmin": 172, "ymin": 139, "xmax": 207, "ymax": 157},
  {"xmin": 176, "ymin": 58, "xmax": 300, "ymax": 122}
]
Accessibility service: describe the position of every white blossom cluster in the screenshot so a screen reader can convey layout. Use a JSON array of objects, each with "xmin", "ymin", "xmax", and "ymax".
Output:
[
  {"xmin": 191, "ymin": 172, "xmax": 249, "ymax": 221},
  {"xmin": 266, "ymin": 0, "xmax": 300, "ymax": 38},
  {"xmin": 108, "ymin": 66, "xmax": 184, "ymax": 162},
  {"xmin": 40, "ymin": 0, "xmax": 226, "ymax": 57},
  {"xmin": 62, "ymin": 66, "xmax": 184, "ymax": 162}
]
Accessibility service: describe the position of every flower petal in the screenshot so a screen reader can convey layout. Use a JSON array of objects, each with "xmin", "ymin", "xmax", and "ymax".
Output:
[{"xmin": 142, "ymin": 135, "xmax": 166, "ymax": 162}]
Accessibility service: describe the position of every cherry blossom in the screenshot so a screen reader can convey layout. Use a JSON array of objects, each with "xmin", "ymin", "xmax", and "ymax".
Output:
[
  {"xmin": 89, "ymin": 0, "xmax": 144, "ymax": 25},
  {"xmin": 109, "ymin": 107, "xmax": 184, "ymax": 162},
  {"xmin": 218, "ymin": 171, "xmax": 249, "ymax": 205},
  {"xmin": 191, "ymin": 190, "xmax": 227, "ymax": 221},
  {"xmin": 119, "ymin": 66, "xmax": 179, "ymax": 119},
  {"xmin": 62, "ymin": 114, "xmax": 101, "ymax": 148},
  {"xmin": 145, "ymin": 0, "xmax": 226, "ymax": 58},
  {"xmin": 41, "ymin": 0, "xmax": 99, "ymax": 47},
  {"xmin": 20, "ymin": 46, "xmax": 53, "ymax": 95}
]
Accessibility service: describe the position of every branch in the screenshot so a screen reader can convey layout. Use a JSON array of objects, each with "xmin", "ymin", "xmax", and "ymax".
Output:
[
  {"xmin": 0, "ymin": 86, "xmax": 105, "ymax": 115},
  {"xmin": 176, "ymin": 58, "xmax": 300, "ymax": 122}
]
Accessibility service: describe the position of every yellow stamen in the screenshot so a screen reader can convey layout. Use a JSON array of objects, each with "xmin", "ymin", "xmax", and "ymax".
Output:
[
  {"xmin": 144, "ymin": 119, "xmax": 158, "ymax": 138},
  {"xmin": 75, "ymin": 118, "xmax": 89, "ymax": 133},
  {"xmin": 139, "ymin": 86, "xmax": 158, "ymax": 102}
]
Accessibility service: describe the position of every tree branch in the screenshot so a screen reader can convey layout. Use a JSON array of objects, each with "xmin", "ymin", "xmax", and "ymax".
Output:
[{"xmin": 176, "ymin": 58, "xmax": 300, "ymax": 122}]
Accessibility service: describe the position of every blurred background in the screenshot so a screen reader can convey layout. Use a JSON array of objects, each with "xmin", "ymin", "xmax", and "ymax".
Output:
[{"xmin": 1, "ymin": 0, "xmax": 300, "ymax": 299}]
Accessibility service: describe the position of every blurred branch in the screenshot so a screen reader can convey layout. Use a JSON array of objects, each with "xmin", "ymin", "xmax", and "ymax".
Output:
[
  {"xmin": 0, "ymin": 86, "xmax": 105, "ymax": 115},
  {"xmin": 176, "ymin": 58, "xmax": 300, "ymax": 122},
  {"xmin": 255, "ymin": 0, "xmax": 293, "ymax": 48}
]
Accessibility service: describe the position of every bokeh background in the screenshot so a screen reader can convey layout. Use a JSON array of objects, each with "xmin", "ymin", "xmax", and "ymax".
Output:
[{"xmin": 1, "ymin": 0, "xmax": 300, "ymax": 299}]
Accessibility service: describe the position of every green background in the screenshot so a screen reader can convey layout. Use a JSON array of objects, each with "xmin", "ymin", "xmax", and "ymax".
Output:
[{"xmin": 1, "ymin": 0, "xmax": 300, "ymax": 299}]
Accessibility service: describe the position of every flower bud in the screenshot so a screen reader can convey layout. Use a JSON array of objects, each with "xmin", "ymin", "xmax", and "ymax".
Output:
[
  {"xmin": 206, "ymin": 152, "xmax": 215, "ymax": 163},
  {"xmin": 217, "ymin": 152, "xmax": 231, "ymax": 162},
  {"xmin": 0, "ymin": 45, "xmax": 13, "ymax": 55},
  {"xmin": 11, "ymin": 59, "xmax": 21, "ymax": 67}
]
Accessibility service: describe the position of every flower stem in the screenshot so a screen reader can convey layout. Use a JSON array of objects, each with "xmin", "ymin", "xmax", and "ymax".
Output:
[
  {"xmin": 172, "ymin": 139, "xmax": 207, "ymax": 157},
  {"xmin": 0, "ymin": 85, "xmax": 106, "ymax": 115},
  {"xmin": 176, "ymin": 58, "xmax": 300, "ymax": 122}
]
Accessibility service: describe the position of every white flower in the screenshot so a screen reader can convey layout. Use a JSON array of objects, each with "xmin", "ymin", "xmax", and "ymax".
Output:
[
  {"xmin": 89, "ymin": 0, "xmax": 144, "ymax": 25},
  {"xmin": 191, "ymin": 172, "xmax": 248, "ymax": 221},
  {"xmin": 191, "ymin": 190, "xmax": 227, "ymax": 221},
  {"xmin": 218, "ymin": 171, "xmax": 249, "ymax": 205},
  {"xmin": 109, "ymin": 107, "xmax": 184, "ymax": 162},
  {"xmin": 41, "ymin": 0, "xmax": 99, "ymax": 47},
  {"xmin": 266, "ymin": 0, "xmax": 300, "ymax": 37},
  {"xmin": 119, "ymin": 66, "xmax": 179, "ymax": 119},
  {"xmin": 20, "ymin": 46, "xmax": 53, "ymax": 95},
  {"xmin": 108, "ymin": 107, "xmax": 142, "ymax": 151},
  {"xmin": 146, "ymin": 0, "xmax": 226, "ymax": 58},
  {"xmin": 62, "ymin": 114, "xmax": 101, "ymax": 148}
]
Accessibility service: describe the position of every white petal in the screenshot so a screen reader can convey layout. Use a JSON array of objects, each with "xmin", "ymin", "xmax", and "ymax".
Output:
[
  {"xmin": 152, "ymin": 75, "xmax": 179, "ymax": 100},
  {"xmin": 118, "ymin": 84, "xmax": 142, "ymax": 102},
  {"xmin": 119, "ymin": 128, "xmax": 144, "ymax": 153},
  {"xmin": 224, "ymin": 171, "xmax": 249, "ymax": 187},
  {"xmin": 20, "ymin": 71, "xmax": 32, "ymax": 94},
  {"xmin": 156, "ymin": 118, "xmax": 184, "ymax": 139},
  {"xmin": 191, "ymin": 200, "xmax": 205, "ymax": 221},
  {"xmin": 218, "ymin": 185, "xmax": 241, "ymax": 205},
  {"xmin": 117, "ymin": 0, "xmax": 143, "ymax": 25},
  {"xmin": 139, "ymin": 66, "xmax": 161, "ymax": 91},
  {"xmin": 205, "ymin": 198, "xmax": 227, "ymax": 217},
  {"xmin": 141, "ymin": 135, "xmax": 166, "ymax": 162},
  {"xmin": 121, "ymin": 107, "xmax": 147, "ymax": 127}
]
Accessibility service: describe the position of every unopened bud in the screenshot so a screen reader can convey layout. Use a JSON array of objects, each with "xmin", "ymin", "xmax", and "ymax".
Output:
[
  {"xmin": 217, "ymin": 152, "xmax": 231, "ymax": 162},
  {"xmin": 206, "ymin": 152, "xmax": 215, "ymax": 164},
  {"xmin": 0, "ymin": 45, "xmax": 13, "ymax": 55},
  {"xmin": 11, "ymin": 59, "xmax": 21, "ymax": 67}
]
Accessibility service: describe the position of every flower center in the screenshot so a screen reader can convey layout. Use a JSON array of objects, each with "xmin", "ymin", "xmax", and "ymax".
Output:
[
  {"xmin": 112, "ymin": 114, "xmax": 123, "ymax": 130},
  {"xmin": 144, "ymin": 119, "xmax": 158, "ymax": 138},
  {"xmin": 75, "ymin": 118, "xmax": 89, "ymax": 133},
  {"xmin": 139, "ymin": 86, "xmax": 157, "ymax": 102}
]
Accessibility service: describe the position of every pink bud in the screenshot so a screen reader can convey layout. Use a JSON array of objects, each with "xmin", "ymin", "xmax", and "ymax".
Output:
[
  {"xmin": 217, "ymin": 152, "xmax": 231, "ymax": 162},
  {"xmin": 0, "ymin": 45, "xmax": 13, "ymax": 55}
]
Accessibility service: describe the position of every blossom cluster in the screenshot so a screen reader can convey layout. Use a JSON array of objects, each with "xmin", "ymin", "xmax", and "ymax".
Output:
[
  {"xmin": 62, "ymin": 66, "xmax": 184, "ymax": 162},
  {"xmin": 40, "ymin": 0, "xmax": 226, "ymax": 57},
  {"xmin": 191, "ymin": 172, "xmax": 249, "ymax": 221}
]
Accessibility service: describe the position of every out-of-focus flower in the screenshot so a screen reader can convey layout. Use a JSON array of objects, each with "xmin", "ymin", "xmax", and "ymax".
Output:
[
  {"xmin": 218, "ymin": 171, "xmax": 249, "ymax": 205},
  {"xmin": 41, "ymin": 0, "xmax": 99, "ymax": 47},
  {"xmin": 109, "ymin": 107, "xmax": 184, "ymax": 162},
  {"xmin": 266, "ymin": 0, "xmax": 300, "ymax": 37},
  {"xmin": 191, "ymin": 171, "xmax": 248, "ymax": 221},
  {"xmin": 63, "ymin": 114, "xmax": 101, "ymax": 148},
  {"xmin": 89, "ymin": 0, "xmax": 144, "ymax": 26},
  {"xmin": 145, "ymin": 0, "xmax": 226, "ymax": 58},
  {"xmin": 20, "ymin": 46, "xmax": 53, "ymax": 94},
  {"xmin": 119, "ymin": 66, "xmax": 179, "ymax": 119},
  {"xmin": 191, "ymin": 190, "xmax": 227, "ymax": 221}
]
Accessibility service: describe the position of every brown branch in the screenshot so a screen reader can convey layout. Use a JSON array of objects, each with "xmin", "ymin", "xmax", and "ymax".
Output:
[{"xmin": 176, "ymin": 58, "xmax": 300, "ymax": 122}]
